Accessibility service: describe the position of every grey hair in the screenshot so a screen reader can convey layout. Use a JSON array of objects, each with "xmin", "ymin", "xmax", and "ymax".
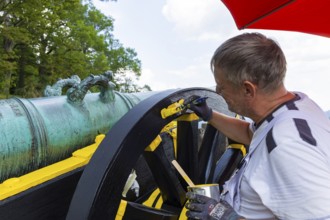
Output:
[{"xmin": 211, "ymin": 32, "xmax": 287, "ymax": 93}]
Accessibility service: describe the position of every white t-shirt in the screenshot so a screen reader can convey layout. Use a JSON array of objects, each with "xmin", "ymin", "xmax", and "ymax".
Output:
[{"xmin": 224, "ymin": 92, "xmax": 330, "ymax": 219}]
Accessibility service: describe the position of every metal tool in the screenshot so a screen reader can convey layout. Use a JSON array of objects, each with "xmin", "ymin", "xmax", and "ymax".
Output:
[{"xmin": 185, "ymin": 96, "xmax": 208, "ymax": 108}]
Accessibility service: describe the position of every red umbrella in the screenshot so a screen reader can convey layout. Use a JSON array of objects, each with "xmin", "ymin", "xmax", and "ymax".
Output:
[{"xmin": 221, "ymin": 0, "xmax": 330, "ymax": 38}]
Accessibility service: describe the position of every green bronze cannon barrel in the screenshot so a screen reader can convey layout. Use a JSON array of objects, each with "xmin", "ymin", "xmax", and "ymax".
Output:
[{"xmin": 0, "ymin": 73, "xmax": 156, "ymax": 182}]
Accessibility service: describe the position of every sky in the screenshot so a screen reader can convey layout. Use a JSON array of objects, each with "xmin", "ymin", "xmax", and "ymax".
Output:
[{"xmin": 93, "ymin": 0, "xmax": 330, "ymax": 111}]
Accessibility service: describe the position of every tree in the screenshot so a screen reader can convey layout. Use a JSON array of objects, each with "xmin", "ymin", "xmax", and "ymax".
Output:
[{"xmin": 0, "ymin": 0, "xmax": 149, "ymax": 98}]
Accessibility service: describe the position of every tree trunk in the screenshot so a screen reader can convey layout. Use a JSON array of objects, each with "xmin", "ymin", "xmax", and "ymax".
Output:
[
  {"xmin": 2, "ymin": 24, "xmax": 15, "ymax": 98},
  {"xmin": 2, "ymin": 0, "xmax": 15, "ymax": 98}
]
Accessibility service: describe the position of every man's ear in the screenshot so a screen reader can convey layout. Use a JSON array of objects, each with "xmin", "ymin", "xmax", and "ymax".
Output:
[{"xmin": 242, "ymin": 81, "xmax": 256, "ymax": 98}]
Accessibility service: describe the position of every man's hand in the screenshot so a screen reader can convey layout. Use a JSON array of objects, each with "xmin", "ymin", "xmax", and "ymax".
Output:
[
  {"xmin": 186, "ymin": 95, "xmax": 213, "ymax": 121},
  {"xmin": 185, "ymin": 192, "xmax": 243, "ymax": 220}
]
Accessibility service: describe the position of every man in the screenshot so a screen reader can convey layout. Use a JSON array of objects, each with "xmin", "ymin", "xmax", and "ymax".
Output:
[{"xmin": 185, "ymin": 33, "xmax": 330, "ymax": 219}]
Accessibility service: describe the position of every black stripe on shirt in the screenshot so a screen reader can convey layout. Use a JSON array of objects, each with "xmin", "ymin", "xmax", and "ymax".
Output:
[
  {"xmin": 266, "ymin": 118, "xmax": 317, "ymax": 154},
  {"xmin": 266, "ymin": 128, "xmax": 277, "ymax": 153},
  {"xmin": 293, "ymin": 118, "xmax": 317, "ymax": 146},
  {"xmin": 286, "ymin": 100, "xmax": 299, "ymax": 110}
]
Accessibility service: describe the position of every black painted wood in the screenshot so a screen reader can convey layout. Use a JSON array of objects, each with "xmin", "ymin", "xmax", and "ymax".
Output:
[
  {"xmin": 143, "ymin": 132, "xmax": 186, "ymax": 208},
  {"xmin": 122, "ymin": 201, "xmax": 178, "ymax": 220},
  {"xmin": 176, "ymin": 120, "xmax": 199, "ymax": 185},
  {"xmin": 212, "ymin": 148, "xmax": 244, "ymax": 187},
  {"xmin": 0, "ymin": 167, "xmax": 83, "ymax": 220}
]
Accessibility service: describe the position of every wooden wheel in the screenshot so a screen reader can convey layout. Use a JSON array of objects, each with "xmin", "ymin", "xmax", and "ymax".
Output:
[{"xmin": 66, "ymin": 88, "xmax": 243, "ymax": 220}]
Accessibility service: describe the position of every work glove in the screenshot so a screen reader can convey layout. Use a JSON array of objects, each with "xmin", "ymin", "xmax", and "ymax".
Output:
[
  {"xmin": 185, "ymin": 192, "xmax": 243, "ymax": 220},
  {"xmin": 186, "ymin": 95, "xmax": 213, "ymax": 121}
]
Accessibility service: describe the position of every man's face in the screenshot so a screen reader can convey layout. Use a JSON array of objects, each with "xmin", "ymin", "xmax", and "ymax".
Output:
[{"xmin": 214, "ymin": 68, "xmax": 246, "ymax": 114}]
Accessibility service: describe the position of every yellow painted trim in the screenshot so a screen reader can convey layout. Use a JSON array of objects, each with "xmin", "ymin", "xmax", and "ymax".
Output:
[
  {"xmin": 0, "ymin": 134, "xmax": 105, "ymax": 200},
  {"xmin": 178, "ymin": 204, "xmax": 188, "ymax": 220},
  {"xmin": 115, "ymin": 199, "xmax": 128, "ymax": 220},
  {"xmin": 142, "ymin": 188, "xmax": 161, "ymax": 207},
  {"xmin": 160, "ymin": 121, "xmax": 177, "ymax": 157},
  {"xmin": 173, "ymin": 133, "xmax": 177, "ymax": 159},
  {"xmin": 154, "ymin": 193, "xmax": 163, "ymax": 209},
  {"xmin": 161, "ymin": 121, "xmax": 177, "ymax": 134},
  {"xmin": 160, "ymin": 99, "xmax": 185, "ymax": 119},
  {"xmin": 228, "ymin": 144, "xmax": 247, "ymax": 157},
  {"xmin": 176, "ymin": 113, "xmax": 199, "ymax": 121},
  {"xmin": 145, "ymin": 135, "xmax": 162, "ymax": 152},
  {"xmin": 142, "ymin": 188, "xmax": 163, "ymax": 209},
  {"xmin": 117, "ymin": 189, "xmax": 165, "ymax": 219}
]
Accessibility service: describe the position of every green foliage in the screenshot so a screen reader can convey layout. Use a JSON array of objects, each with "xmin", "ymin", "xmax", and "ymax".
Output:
[
  {"xmin": 0, "ymin": 0, "xmax": 147, "ymax": 98},
  {"xmin": 113, "ymin": 70, "xmax": 151, "ymax": 93}
]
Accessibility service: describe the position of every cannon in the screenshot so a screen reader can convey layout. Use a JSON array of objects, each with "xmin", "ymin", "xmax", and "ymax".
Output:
[
  {"xmin": 0, "ymin": 74, "xmax": 246, "ymax": 219},
  {"xmin": 0, "ymin": 73, "xmax": 156, "ymax": 182}
]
